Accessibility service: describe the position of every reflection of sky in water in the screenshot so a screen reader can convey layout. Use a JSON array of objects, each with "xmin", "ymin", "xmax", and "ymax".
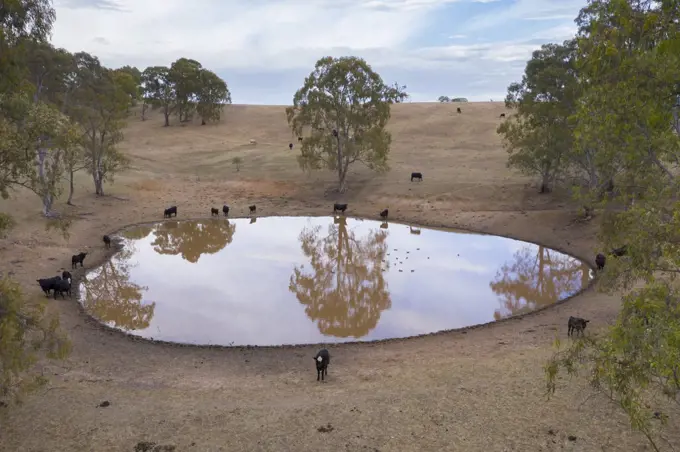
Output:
[{"xmin": 80, "ymin": 217, "xmax": 591, "ymax": 346}]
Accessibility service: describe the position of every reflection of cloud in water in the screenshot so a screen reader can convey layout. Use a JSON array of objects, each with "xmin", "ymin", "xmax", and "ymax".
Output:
[{"xmin": 87, "ymin": 216, "xmax": 590, "ymax": 346}]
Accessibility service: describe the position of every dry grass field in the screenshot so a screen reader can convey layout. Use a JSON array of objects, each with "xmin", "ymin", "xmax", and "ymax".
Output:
[{"xmin": 0, "ymin": 102, "xmax": 677, "ymax": 451}]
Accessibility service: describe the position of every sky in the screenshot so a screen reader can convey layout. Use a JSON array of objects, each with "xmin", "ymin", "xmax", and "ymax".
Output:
[{"xmin": 50, "ymin": 0, "xmax": 587, "ymax": 105}]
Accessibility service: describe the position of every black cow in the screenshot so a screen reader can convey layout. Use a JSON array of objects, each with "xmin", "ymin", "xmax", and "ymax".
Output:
[
  {"xmin": 62, "ymin": 270, "xmax": 72, "ymax": 282},
  {"xmin": 53, "ymin": 278, "xmax": 71, "ymax": 299},
  {"xmin": 298, "ymin": 136, "xmax": 303, "ymax": 142},
  {"xmin": 567, "ymin": 316, "xmax": 590, "ymax": 337},
  {"xmin": 314, "ymin": 349, "xmax": 330, "ymax": 382},
  {"xmin": 71, "ymin": 252, "xmax": 87, "ymax": 269},
  {"xmin": 380, "ymin": 209, "xmax": 388, "ymax": 219},
  {"xmin": 222, "ymin": 205, "xmax": 230, "ymax": 216},
  {"xmin": 333, "ymin": 203, "xmax": 348, "ymax": 214},
  {"xmin": 164, "ymin": 205, "xmax": 177, "ymax": 218},
  {"xmin": 500, "ymin": 113, "xmax": 506, "ymax": 118},
  {"xmin": 289, "ymin": 143, "xmax": 293, "ymax": 150},
  {"xmin": 37, "ymin": 276, "xmax": 61, "ymax": 297},
  {"xmin": 411, "ymin": 172, "xmax": 423, "ymax": 182},
  {"xmin": 249, "ymin": 205, "xmax": 257, "ymax": 214},
  {"xmin": 103, "ymin": 235, "xmax": 111, "ymax": 248},
  {"xmin": 457, "ymin": 107, "xmax": 461, "ymax": 113},
  {"xmin": 612, "ymin": 245, "xmax": 628, "ymax": 257},
  {"xmin": 595, "ymin": 253, "xmax": 606, "ymax": 270},
  {"xmin": 211, "ymin": 207, "xmax": 219, "ymax": 216}
]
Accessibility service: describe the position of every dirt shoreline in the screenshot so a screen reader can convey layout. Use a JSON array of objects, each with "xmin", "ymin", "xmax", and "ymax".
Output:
[{"xmin": 1, "ymin": 103, "xmax": 676, "ymax": 452}]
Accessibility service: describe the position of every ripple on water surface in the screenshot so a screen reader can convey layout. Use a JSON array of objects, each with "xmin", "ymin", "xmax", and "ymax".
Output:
[{"xmin": 78, "ymin": 216, "xmax": 592, "ymax": 346}]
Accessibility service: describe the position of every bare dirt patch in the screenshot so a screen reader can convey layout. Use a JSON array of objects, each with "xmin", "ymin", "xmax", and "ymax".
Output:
[{"xmin": 0, "ymin": 102, "xmax": 676, "ymax": 451}]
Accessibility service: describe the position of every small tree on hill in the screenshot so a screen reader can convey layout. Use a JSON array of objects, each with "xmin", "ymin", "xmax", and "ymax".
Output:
[
  {"xmin": 232, "ymin": 156, "xmax": 242, "ymax": 171},
  {"xmin": 437, "ymin": 95, "xmax": 450, "ymax": 102},
  {"xmin": 497, "ymin": 40, "xmax": 579, "ymax": 194},
  {"xmin": 286, "ymin": 56, "xmax": 408, "ymax": 193}
]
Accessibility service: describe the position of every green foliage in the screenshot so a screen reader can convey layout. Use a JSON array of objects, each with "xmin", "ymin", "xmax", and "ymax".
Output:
[
  {"xmin": 0, "ymin": 277, "xmax": 72, "ymax": 405},
  {"xmin": 498, "ymin": 40, "xmax": 579, "ymax": 193},
  {"xmin": 0, "ymin": 92, "xmax": 81, "ymax": 213},
  {"xmin": 0, "ymin": 0, "xmax": 55, "ymax": 94},
  {"xmin": 169, "ymin": 58, "xmax": 202, "ymax": 122},
  {"xmin": 0, "ymin": 213, "xmax": 16, "ymax": 237},
  {"xmin": 285, "ymin": 56, "xmax": 408, "ymax": 192},
  {"xmin": 538, "ymin": 0, "xmax": 680, "ymax": 448},
  {"xmin": 112, "ymin": 69, "xmax": 140, "ymax": 110},
  {"xmin": 67, "ymin": 52, "xmax": 129, "ymax": 196},
  {"xmin": 196, "ymin": 68, "xmax": 231, "ymax": 125},
  {"xmin": 437, "ymin": 95, "xmax": 450, "ymax": 102},
  {"xmin": 141, "ymin": 65, "xmax": 175, "ymax": 126},
  {"xmin": 231, "ymin": 156, "xmax": 243, "ymax": 171},
  {"xmin": 450, "ymin": 98, "xmax": 468, "ymax": 102}
]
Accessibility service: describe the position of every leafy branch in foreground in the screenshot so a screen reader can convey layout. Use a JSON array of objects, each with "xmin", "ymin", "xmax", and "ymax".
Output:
[
  {"xmin": 0, "ymin": 277, "xmax": 72, "ymax": 405},
  {"xmin": 541, "ymin": 0, "xmax": 680, "ymax": 449}
]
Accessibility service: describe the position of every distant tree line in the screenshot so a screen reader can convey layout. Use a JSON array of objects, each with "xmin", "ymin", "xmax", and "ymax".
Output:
[
  {"xmin": 437, "ymin": 96, "xmax": 468, "ymax": 103},
  {"xmin": 498, "ymin": 0, "xmax": 680, "ymax": 448}
]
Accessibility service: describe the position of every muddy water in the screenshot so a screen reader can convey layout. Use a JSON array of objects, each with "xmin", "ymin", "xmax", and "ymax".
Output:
[{"xmin": 78, "ymin": 216, "xmax": 592, "ymax": 346}]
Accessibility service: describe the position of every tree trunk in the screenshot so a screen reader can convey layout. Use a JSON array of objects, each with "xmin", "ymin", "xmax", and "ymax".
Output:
[
  {"xmin": 335, "ymin": 133, "xmax": 344, "ymax": 192},
  {"xmin": 36, "ymin": 146, "xmax": 53, "ymax": 216},
  {"xmin": 163, "ymin": 105, "xmax": 170, "ymax": 127},
  {"xmin": 67, "ymin": 169, "xmax": 75, "ymax": 205},
  {"xmin": 141, "ymin": 103, "xmax": 148, "ymax": 121},
  {"xmin": 42, "ymin": 191, "xmax": 53, "ymax": 216},
  {"xmin": 93, "ymin": 170, "xmax": 104, "ymax": 196}
]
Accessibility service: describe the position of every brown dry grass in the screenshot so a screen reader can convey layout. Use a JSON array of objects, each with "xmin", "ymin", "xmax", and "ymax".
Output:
[{"xmin": 0, "ymin": 102, "xmax": 677, "ymax": 452}]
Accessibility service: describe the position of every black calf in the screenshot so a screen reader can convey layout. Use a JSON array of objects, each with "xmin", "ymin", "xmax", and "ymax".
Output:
[
  {"xmin": 53, "ymin": 278, "xmax": 71, "ymax": 299},
  {"xmin": 595, "ymin": 253, "xmax": 606, "ymax": 270},
  {"xmin": 211, "ymin": 207, "xmax": 219, "ymax": 216},
  {"xmin": 222, "ymin": 205, "xmax": 230, "ymax": 216},
  {"xmin": 567, "ymin": 316, "xmax": 590, "ymax": 337},
  {"xmin": 71, "ymin": 252, "xmax": 87, "ymax": 269},
  {"xmin": 164, "ymin": 205, "xmax": 177, "ymax": 218},
  {"xmin": 103, "ymin": 235, "xmax": 111, "ymax": 248},
  {"xmin": 380, "ymin": 209, "xmax": 388, "ymax": 219},
  {"xmin": 333, "ymin": 203, "xmax": 348, "ymax": 214},
  {"xmin": 249, "ymin": 205, "xmax": 257, "ymax": 214},
  {"xmin": 612, "ymin": 245, "xmax": 627, "ymax": 257},
  {"xmin": 314, "ymin": 349, "xmax": 330, "ymax": 381},
  {"xmin": 411, "ymin": 172, "xmax": 423, "ymax": 182}
]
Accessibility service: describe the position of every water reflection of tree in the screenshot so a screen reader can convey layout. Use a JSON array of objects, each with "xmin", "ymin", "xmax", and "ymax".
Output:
[
  {"xmin": 490, "ymin": 245, "xmax": 591, "ymax": 320},
  {"xmin": 80, "ymin": 245, "xmax": 155, "ymax": 331},
  {"xmin": 151, "ymin": 219, "xmax": 237, "ymax": 263},
  {"xmin": 122, "ymin": 225, "xmax": 154, "ymax": 240},
  {"xmin": 289, "ymin": 217, "xmax": 391, "ymax": 338}
]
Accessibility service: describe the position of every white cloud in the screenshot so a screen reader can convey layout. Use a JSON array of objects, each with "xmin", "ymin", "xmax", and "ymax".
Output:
[{"xmin": 50, "ymin": 0, "xmax": 586, "ymax": 103}]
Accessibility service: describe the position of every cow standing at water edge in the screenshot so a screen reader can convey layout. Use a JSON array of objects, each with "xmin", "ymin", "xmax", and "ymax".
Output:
[
  {"xmin": 164, "ymin": 206, "xmax": 177, "ymax": 218},
  {"xmin": 314, "ymin": 349, "xmax": 330, "ymax": 381},
  {"xmin": 333, "ymin": 203, "xmax": 348, "ymax": 214}
]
